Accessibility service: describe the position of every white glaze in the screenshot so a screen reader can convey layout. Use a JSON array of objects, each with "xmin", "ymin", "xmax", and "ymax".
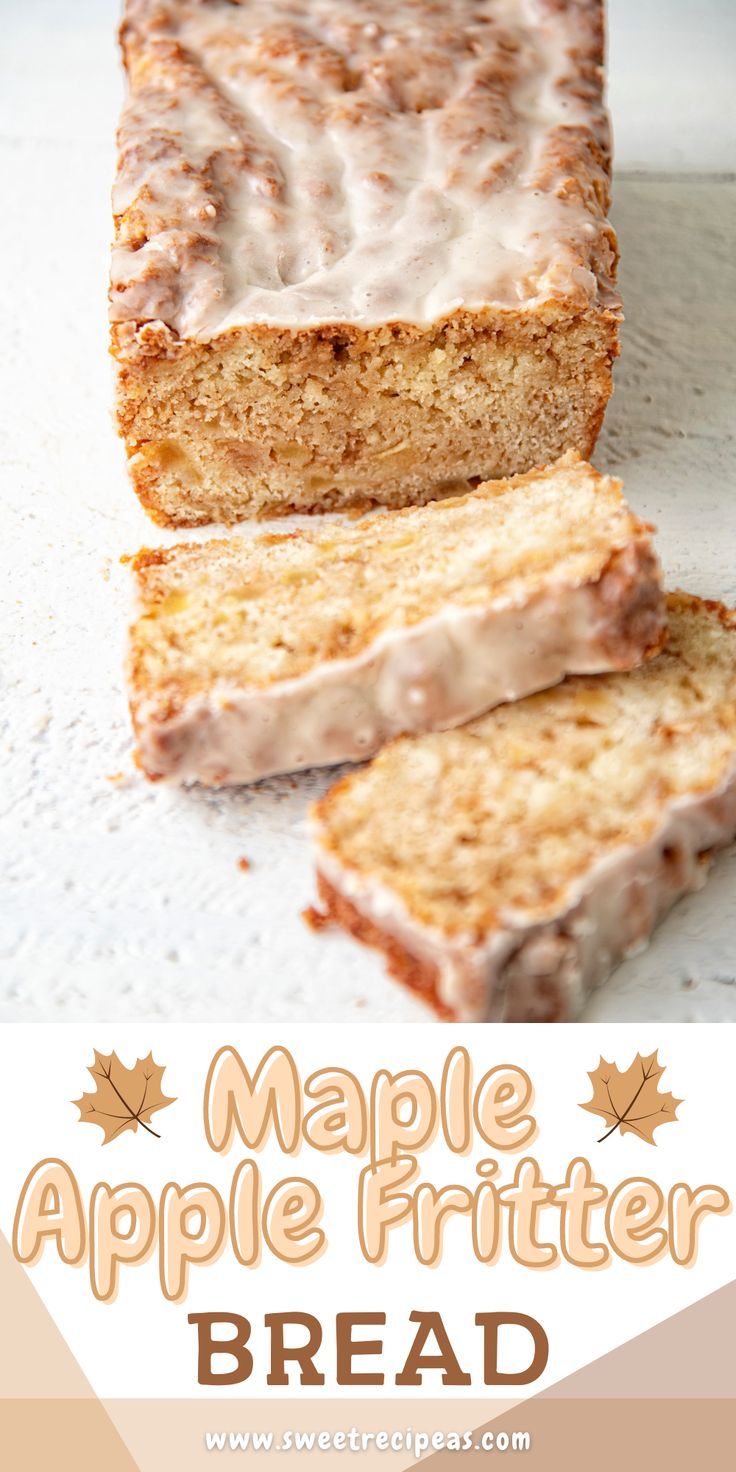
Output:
[
  {"xmin": 111, "ymin": 0, "xmax": 617, "ymax": 337},
  {"xmin": 314, "ymin": 761, "xmax": 736, "ymax": 1022},
  {"xmin": 133, "ymin": 559, "xmax": 663, "ymax": 785}
]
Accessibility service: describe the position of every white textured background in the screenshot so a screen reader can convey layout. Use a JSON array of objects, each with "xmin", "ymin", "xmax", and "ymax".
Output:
[{"xmin": 1, "ymin": 1, "xmax": 735, "ymax": 1022}]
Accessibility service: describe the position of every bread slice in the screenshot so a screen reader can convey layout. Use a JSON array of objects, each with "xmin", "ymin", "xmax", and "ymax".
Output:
[
  {"xmin": 311, "ymin": 593, "xmax": 736, "ymax": 1021},
  {"xmin": 126, "ymin": 455, "xmax": 663, "ymax": 785}
]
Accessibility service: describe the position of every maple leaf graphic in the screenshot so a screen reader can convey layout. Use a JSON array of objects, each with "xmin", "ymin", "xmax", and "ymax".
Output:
[
  {"xmin": 73, "ymin": 1050, "xmax": 176, "ymax": 1144},
  {"xmin": 580, "ymin": 1050, "xmax": 682, "ymax": 1144}
]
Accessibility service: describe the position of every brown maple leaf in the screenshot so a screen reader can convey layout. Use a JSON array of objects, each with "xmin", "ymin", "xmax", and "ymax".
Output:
[
  {"xmin": 73, "ymin": 1050, "xmax": 176, "ymax": 1144},
  {"xmin": 580, "ymin": 1050, "xmax": 682, "ymax": 1144}
]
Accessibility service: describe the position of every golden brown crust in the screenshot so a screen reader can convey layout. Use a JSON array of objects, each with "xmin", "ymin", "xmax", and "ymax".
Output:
[
  {"xmin": 590, "ymin": 541, "xmax": 666, "ymax": 666},
  {"xmin": 315, "ymin": 871, "xmax": 453, "ymax": 1020},
  {"xmin": 129, "ymin": 545, "xmax": 171, "ymax": 573}
]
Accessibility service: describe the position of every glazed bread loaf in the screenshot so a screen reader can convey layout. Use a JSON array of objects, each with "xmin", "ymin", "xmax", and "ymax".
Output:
[
  {"xmin": 312, "ymin": 594, "xmax": 736, "ymax": 1022},
  {"xmin": 126, "ymin": 456, "xmax": 663, "ymax": 785},
  {"xmin": 111, "ymin": 0, "xmax": 619, "ymax": 525}
]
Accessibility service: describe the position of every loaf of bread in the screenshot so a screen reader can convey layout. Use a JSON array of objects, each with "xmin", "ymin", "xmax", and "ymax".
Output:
[
  {"xmin": 311, "ymin": 594, "xmax": 736, "ymax": 1022},
  {"xmin": 111, "ymin": 0, "xmax": 619, "ymax": 525},
  {"xmin": 126, "ymin": 455, "xmax": 663, "ymax": 785}
]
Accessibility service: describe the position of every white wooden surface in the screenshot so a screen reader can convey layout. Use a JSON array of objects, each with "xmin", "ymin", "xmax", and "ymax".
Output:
[{"xmin": 1, "ymin": 2, "xmax": 735, "ymax": 1022}]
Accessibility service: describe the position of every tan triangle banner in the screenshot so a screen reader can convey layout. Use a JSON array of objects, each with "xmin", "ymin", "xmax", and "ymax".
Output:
[
  {"xmin": 0, "ymin": 1230, "xmax": 139, "ymax": 1470},
  {"xmin": 419, "ymin": 1278, "xmax": 736, "ymax": 1468}
]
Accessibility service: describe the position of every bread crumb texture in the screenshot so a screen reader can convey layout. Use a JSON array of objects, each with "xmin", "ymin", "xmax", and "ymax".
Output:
[
  {"xmin": 314, "ymin": 594, "xmax": 736, "ymax": 938},
  {"xmin": 128, "ymin": 455, "xmax": 650, "ymax": 705}
]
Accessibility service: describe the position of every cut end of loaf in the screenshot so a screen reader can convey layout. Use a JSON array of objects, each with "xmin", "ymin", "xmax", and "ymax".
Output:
[{"xmin": 115, "ymin": 310, "xmax": 618, "ymax": 525}]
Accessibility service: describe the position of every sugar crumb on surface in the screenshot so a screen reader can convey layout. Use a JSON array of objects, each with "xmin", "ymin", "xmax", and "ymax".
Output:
[{"xmin": 301, "ymin": 905, "xmax": 332, "ymax": 932}]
